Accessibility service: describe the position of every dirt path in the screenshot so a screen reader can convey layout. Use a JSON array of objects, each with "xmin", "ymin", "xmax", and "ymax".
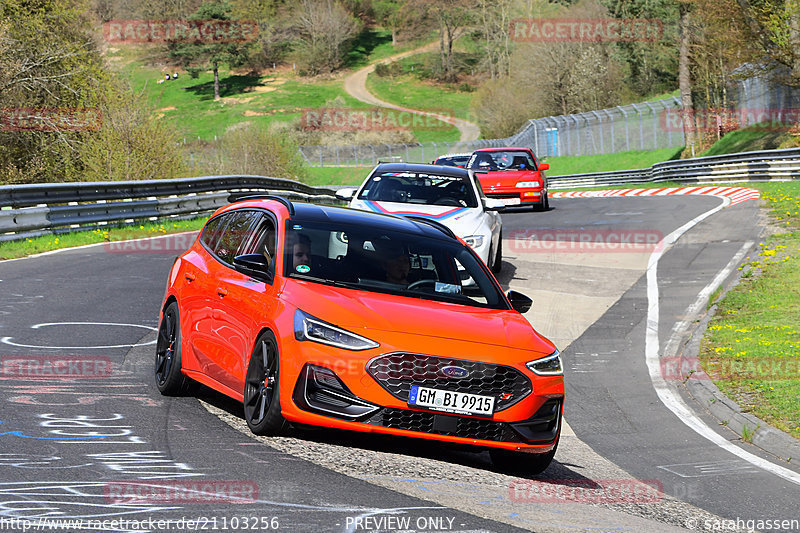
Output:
[{"xmin": 343, "ymin": 42, "xmax": 481, "ymax": 143}]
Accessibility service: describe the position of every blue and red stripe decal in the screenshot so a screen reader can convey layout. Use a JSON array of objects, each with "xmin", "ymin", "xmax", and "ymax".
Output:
[{"xmin": 363, "ymin": 201, "xmax": 467, "ymax": 220}]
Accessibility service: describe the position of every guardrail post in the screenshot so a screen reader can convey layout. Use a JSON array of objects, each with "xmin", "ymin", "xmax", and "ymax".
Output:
[
  {"xmin": 644, "ymin": 102, "xmax": 658, "ymax": 151},
  {"xmin": 617, "ymin": 106, "xmax": 630, "ymax": 152}
]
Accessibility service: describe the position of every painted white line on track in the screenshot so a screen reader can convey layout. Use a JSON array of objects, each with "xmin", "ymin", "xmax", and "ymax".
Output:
[
  {"xmin": 662, "ymin": 241, "xmax": 753, "ymax": 359},
  {"xmin": 0, "ymin": 322, "xmax": 157, "ymax": 349},
  {"xmin": 645, "ymin": 196, "xmax": 800, "ymax": 486}
]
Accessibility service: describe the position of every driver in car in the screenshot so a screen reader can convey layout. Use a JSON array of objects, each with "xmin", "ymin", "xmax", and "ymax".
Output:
[{"xmin": 376, "ymin": 240, "xmax": 411, "ymax": 285}]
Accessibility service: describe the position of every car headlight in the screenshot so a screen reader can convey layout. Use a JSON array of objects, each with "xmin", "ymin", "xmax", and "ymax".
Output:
[
  {"xmin": 516, "ymin": 181, "xmax": 541, "ymax": 188},
  {"xmin": 526, "ymin": 350, "xmax": 563, "ymax": 376},
  {"xmin": 464, "ymin": 235, "xmax": 484, "ymax": 249},
  {"xmin": 294, "ymin": 310, "xmax": 379, "ymax": 351}
]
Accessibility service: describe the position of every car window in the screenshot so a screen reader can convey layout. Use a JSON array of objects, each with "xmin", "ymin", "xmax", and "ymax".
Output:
[
  {"xmin": 357, "ymin": 171, "xmax": 478, "ymax": 208},
  {"xmin": 204, "ymin": 210, "xmax": 261, "ymax": 264},
  {"xmin": 239, "ymin": 214, "xmax": 277, "ymax": 270},
  {"xmin": 199, "ymin": 215, "xmax": 225, "ymax": 252},
  {"xmin": 283, "ymin": 221, "xmax": 506, "ymax": 309},
  {"xmin": 468, "ymin": 151, "xmax": 537, "ymax": 171}
]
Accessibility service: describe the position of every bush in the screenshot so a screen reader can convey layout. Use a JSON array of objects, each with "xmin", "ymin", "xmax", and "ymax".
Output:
[
  {"xmin": 74, "ymin": 84, "xmax": 187, "ymax": 182},
  {"xmin": 207, "ymin": 122, "xmax": 310, "ymax": 182},
  {"xmin": 375, "ymin": 61, "xmax": 403, "ymax": 77}
]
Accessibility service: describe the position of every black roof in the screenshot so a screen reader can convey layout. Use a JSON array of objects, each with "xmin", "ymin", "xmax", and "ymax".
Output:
[
  {"xmin": 291, "ymin": 202, "xmax": 456, "ymax": 241},
  {"xmin": 372, "ymin": 162, "xmax": 470, "ymax": 179}
]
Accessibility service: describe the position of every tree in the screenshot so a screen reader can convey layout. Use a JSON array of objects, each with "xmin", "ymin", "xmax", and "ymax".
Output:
[
  {"xmin": 404, "ymin": 0, "xmax": 474, "ymax": 81},
  {"xmin": 168, "ymin": 1, "xmax": 250, "ymax": 100},
  {"xmin": 600, "ymin": 0, "xmax": 680, "ymax": 97},
  {"xmin": 294, "ymin": 0, "xmax": 361, "ymax": 75},
  {"xmin": 373, "ymin": 0, "xmax": 403, "ymax": 45},
  {"xmin": 679, "ymin": 1, "xmax": 698, "ymax": 155},
  {"xmin": 733, "ymin": 0, "xmax": 800, "ymax": 84},
  {"xmin": 475, "ymin": 0, "xmax": 512, "ymax": 79}
]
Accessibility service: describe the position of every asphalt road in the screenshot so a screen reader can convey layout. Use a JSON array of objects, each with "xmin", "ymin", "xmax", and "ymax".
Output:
[{"xmin": 0, "ymin": 193, "xmax": 797, "ymax": 532}]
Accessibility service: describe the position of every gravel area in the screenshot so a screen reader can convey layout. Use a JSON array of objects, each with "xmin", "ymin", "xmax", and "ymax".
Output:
[{"xmin": 202, "ymin": 399, "xmax": 745, "ymax": 532}]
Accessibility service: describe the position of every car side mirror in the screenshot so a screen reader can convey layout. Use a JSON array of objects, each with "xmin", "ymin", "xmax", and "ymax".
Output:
[
  {"xmin": 233, "ymin": 254, "xmax": 272, "ymax": 282},
  {"xmin": 335, "ymin": 188, "xmax": 356, "ymax": 201},
  {"xmin": 483, "ymin": 198, "xmax": 505, "ymax": 211},
  {"xmin": 539, "ymin": 163, "xmax": 549, "ymax": 171},
  {"xmin": 507, "ymin": 290, "xmax": 532, "ymax": 313}
]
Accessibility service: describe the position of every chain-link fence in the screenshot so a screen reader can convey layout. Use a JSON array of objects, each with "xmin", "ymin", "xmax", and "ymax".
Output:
[
  {"xmin": 507, "ymin": 97, "xmax": 683, "ymax": 157},
  {"xmin": 297, "ymin": 97, "xmax": 685, "ymax": 167}
]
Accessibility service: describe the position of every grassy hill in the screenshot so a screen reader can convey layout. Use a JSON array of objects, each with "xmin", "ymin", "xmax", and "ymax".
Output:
[{"xmin": 107, "ymin": 32, "xmax": 459, "ymax": 144}]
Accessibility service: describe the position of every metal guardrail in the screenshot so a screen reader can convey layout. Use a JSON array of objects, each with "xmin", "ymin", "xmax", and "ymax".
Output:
[
  {"xmin": 548, "ymin": 147, "xmax": 800, "ymax": 190},
  {"xmin": 0, "ymin": 175, "xmax": 339, "ymax": 242},
  {"xmin": 1, "ymin": 148, "xmax": 798, "ymax": 243}
]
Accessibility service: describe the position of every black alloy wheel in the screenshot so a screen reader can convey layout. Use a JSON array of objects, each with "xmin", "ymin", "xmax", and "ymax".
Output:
[
  {"xmin": 244, "ymin": 331, "xmax": 287, "ymax": 435},
  {"xmin": 155, "ymin": 302, "xmax": 188, "ymax": 395}
]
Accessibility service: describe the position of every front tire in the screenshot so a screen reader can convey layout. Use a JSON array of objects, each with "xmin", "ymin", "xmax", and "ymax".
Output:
[
  {"xmin": 491, "ymin": 231, "xmax": 503, "ymax": 274},
  {"xmin": 243, "ymin": 331, "xmax": 287, "ymax": 436},
  {"xmin": 154, "ymin": 302, "xmax": 188, "ymax": 395},
  {"xmin": 490, "ymin": 436, "xmax": 559, "ymax": 475}
]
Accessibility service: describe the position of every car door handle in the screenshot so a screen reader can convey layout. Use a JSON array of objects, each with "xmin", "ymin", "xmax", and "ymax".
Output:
[
  {"xmin": 217, "ymin": 287, "xmax": 228, "ymax": 297},
  {"xmin": 185, "ymin": 273, "xmax": 196, "ymax": 282}
]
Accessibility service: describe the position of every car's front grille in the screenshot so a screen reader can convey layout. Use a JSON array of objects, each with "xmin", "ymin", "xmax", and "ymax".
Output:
[
  {"xmin": 366, "ymin": 353, "xmax": 531, "ymax": 411},
  {"xmin": 365, "ymin": 408, "xmax": 522, "ymax": 442},
  {"xmin": 485, "ymin": 193, "xmax": 520, "ymax": 198}
]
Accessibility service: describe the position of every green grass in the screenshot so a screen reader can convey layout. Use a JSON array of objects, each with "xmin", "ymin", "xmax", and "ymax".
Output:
[
  {"xmin": 0, "ymin": 217, "xmax": 209, "ymax": 260},
  {"xmin": 117, "ymin": 56, "xmax": 368, "ymax": 141},
  {"xmin": 345, "ymin": 28, "xmax": 427, "ymax": 69},
  {"xmin": 642, "ymin": 89, "xmax": 680, "ymax": 102},
  {"xmin": 111, "ymin": 43, "xmax": 457, "ymax": 143},
  {"xmin": 701, "ymin": 124, "xmax": 798, "ymax": 157},
  {"xmin": 366, "ymin": 71, "xmax": 474, "ymax": 123},
  {"xmin": 306, "ymin": 166, "xmax": 372, "ymax": 186},
  {"xmin": 545, "ymin": 147, "xmax": 683, "ymax": 176},
  {"xmin": 700, "ymin": 180, "xmax": 800, "ymax": 440}
]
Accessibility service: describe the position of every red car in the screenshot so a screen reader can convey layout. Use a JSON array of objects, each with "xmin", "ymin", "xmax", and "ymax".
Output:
[
  {"xmin": 467, "ymin": 147, "xmax": 550, "ymax": 210},
  {"xmin": 155, "ymin": 196, "xmax": 563, "ymax": 473}
]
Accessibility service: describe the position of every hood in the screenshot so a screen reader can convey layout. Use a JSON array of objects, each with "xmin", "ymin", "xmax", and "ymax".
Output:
[
  {"xmin": 281, "ymin": 279, "xmax": 554, "ymax": 354},
  {"xmin": 349, "ymin": 199, "xmax": 485, "ymax": 239}
]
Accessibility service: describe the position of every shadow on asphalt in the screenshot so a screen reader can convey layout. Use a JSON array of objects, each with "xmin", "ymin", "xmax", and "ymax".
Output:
[{"xmin": 194, "ymin": 381, "xmax": 597, "ymax": 486}]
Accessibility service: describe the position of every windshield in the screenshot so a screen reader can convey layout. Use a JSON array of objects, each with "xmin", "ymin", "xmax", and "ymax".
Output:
[
  {"xmin": 435, "ymin": 155, "xmax": 470, "ymax": 168},
  {"xmin": 468, "ymin": 151, "xmax": 537, "ymax": 171},
  {"xmin": 357, "ymin": 171, "xmax": 478, "ymax": 208},
  {"xmin": 283, "ymin": 221, "xmax": 506, "ymax": 309}
]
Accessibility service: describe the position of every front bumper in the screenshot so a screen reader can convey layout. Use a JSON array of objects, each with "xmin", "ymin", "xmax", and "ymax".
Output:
[
  {"xmin": 484, "ymin": 187, "xmax": 545, "ymax": 205},
  {"xmin": 281, "ymin": 341, "xmax": 563, "ymax": 452}
]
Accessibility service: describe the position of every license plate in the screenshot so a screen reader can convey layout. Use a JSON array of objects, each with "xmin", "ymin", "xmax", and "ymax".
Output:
[
  {"xmin": 499, "ymin": 197, "xmax": 521, "ymax": 206},
  {"xmin": 408, "ymin": 386, "xmax": 495, "ymax": 416}
]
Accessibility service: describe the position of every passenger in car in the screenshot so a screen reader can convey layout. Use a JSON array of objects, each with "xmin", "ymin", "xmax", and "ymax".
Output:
[
  {"xmin": 376, "ymin": 240, "xmax": 411, "ymax": 285},
  {"xmin": 290, "ymin": 233, "xmax": 311, "ymax": 270}
]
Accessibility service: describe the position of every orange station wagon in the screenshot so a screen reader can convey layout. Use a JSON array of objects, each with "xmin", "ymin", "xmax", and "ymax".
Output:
[{"xmin": 155, "ymin": 196, "xmax": 564, "ymax": 472}]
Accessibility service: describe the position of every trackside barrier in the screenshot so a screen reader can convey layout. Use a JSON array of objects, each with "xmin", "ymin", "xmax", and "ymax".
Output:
[
  {"xmin": 0, "ymin": 175, "xmax": 338, "ymax": 242},
  {"xmin": 1, "ymin": 148, "xmax": 798, "ymax": 242},
  {"xmin": 547, "ymin": 147, "xmax": 800, "ymax": 190}
]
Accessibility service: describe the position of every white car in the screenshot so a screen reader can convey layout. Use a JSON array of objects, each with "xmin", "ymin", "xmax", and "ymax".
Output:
[{"xmin": 336, "ymin": 163, "xmax": 504, "ymax": 273}]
